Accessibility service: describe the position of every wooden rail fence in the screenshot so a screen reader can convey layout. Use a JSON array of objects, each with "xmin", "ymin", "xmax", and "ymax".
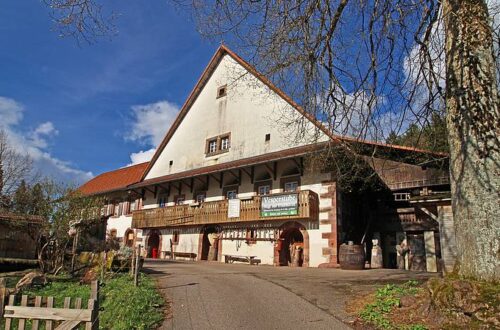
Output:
[{"xmin": 0, "ymin": 278, "xmax": 99, "ymax": 330}]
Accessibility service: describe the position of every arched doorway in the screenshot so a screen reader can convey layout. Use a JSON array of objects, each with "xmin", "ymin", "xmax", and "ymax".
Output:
[
  {"xmin": 124, "ymin": 229, "xmax": 134, "ymax": 247},
  {"xmin": 200, "ymin": 226, "xmax": 221, "ymax": 261},
  {"xmin": 275, "ymin": 222, "xmax": 309, "ymax": 267},
  {"xmin": 147, "ymin": 231, "xmax": 160, "ymax": 258}
]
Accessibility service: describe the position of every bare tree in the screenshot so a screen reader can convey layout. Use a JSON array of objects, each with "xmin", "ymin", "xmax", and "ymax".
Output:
[
  {"xmin": 42, "ymin": 1, "xmax": 499, "ymax": 280},
  {"xmin": 43, "ymin": 0, "xmax": 117, "ymax": 44},
  {"xmin": 178, "ymin": 0, "xmax": 500, "ymax": 282},
  {"xmin": 0, "ymin": 130, "xmax": 33, "ymax": 208}
]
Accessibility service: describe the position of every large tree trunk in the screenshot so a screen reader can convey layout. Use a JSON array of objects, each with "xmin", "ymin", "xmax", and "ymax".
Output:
[{"xmin": 444, "ymin": 0, "xmax": 500, "ymax": 281}]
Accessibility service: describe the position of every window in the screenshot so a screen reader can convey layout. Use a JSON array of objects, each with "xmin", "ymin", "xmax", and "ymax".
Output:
[
  {"xmin": 194, "ymin": 191, "xmax": 206, "ymax": 203},
  {"xmin": 281, "ymin": 175, "xmax": 301, "ymax": 192},
  {"xmin": 208, "ymin": 139, "xmax": 217, "ymax": 154},
  {"xmin": 221, "ymin": 136, "xmax": 230, "ymax": 150},
  {"xmin": 205, "ymin": 133, "xmax": 231, "ymax": 156},
  {"xmin": 223, "ymin": 185, "xmax": 238, "ymax": 200},
  {"xmin": 130, "ymin": 199, "xmax": 137, "ymax": 212},
  {"xmin": 172, "ymin": 231, "xmax": 180, "ymax": 245},
  {"xmin": 265, "ymin": 133, "xmax": 271, "ymax": 141},
  {"xmin": 226, "ymin": 190, "xmax": 237, "ymax": 200},
  {"xmin": 174, "ymin": 195, "xmax": 185, "ymax": 205},
  {"xmin": 158, "ymin": 194, "xmax": 168, "ymax": 208},
  {"xmin": 169, "ymin": 160, "xmax": 173, "ymax": 166},
  {"xmin": 217, "ymin": 85, "xmax": 227, "ymax": 98},
  {"xmin": 256, "ymin": 180, "xmax": 272, "ymax": 196},
  {"xmin": 113, "ymin": 203, "xmax": 120, "ymax": 216},
  {"xmin": 258, "ymin": 185, "xmax": 271, "ymax": 195},
  {"xmin": 284, "ymin": 181, "xmax": 299, "ymax": 192}
]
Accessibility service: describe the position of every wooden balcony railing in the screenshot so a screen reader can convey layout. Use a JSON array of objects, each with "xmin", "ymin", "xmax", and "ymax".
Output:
[{"xmin": 132, "ymin": 190, "xmax": 319, "ymax": 229}]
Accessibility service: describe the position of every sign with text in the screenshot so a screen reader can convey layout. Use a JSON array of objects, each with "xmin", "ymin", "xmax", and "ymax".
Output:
[
  {"xmin": 261, "ymin": 193, "xmax": 298, "ymax": 217},
  {"xmin": 228, "ymin": 199, "xmax": 241, "ymax": 218}
]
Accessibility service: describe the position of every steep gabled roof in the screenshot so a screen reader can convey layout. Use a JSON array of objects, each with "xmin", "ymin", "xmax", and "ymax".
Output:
[
  {"xmin": 140, "ymin": 45, "xmax": 446, "ymax": 180},
  {"xmin": 79, "ymin": 162, "xmax": 149, "ymax": 196}
]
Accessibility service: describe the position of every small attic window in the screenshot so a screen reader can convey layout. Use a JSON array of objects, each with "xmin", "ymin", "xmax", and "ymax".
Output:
[
  {"xmin": 217, "ymin": 85, "xmax": 227, "ymax": 98},
  {"xmin": 265, "ymin": 133, "xmax": 271, "ymax": 142},
  {"xmin": 169, "ymin": 160, "xmax": 173, "ymax": 166}
]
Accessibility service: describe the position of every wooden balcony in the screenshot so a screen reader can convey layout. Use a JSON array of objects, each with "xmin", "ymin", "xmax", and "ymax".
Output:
[{"xmin": 132, "ymin": 190, "xmax": 319, "ymax": 229}]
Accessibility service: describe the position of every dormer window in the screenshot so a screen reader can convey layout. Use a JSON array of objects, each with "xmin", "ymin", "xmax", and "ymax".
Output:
[{"xmin": 217, "ymin": 85, "xmax": 227, "ymax": 98}]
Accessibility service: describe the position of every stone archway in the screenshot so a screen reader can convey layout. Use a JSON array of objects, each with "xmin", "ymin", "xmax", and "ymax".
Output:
[
  {"xmin": 146, "ymin": 230, "xmax": 162, "ymax": 258},
  {"xmin": 198, "ymin": 225, "xmax": 222, "ymax": 261},
  {"xmin": 274, "ymin": 222, "xmax": 309, "ymax": 267}
]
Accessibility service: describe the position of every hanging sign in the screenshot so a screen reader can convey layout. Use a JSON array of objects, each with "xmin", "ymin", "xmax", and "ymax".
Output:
[
  {"xmin": 228, "ymin": 199, "xmax": 241, "ymax": 218},
  {"xmin": 261, "ymin": 193, "xmax": 298, "ymax": 217}
]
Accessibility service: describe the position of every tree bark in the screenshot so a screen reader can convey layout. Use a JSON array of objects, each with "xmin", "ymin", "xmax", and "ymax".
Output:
[{"xmin": 444, "ymin": 0, "xmax": 500, "ymax": 281}]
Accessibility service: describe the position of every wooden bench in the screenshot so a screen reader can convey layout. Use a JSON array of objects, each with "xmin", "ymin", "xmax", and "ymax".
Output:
[
  {"xmin": 163, "ymin": 251, "xmax": 197, "ymax": 261},
  {"xmin": 223, "ymin": 255, "xmax": 261, "ymax": 265}
]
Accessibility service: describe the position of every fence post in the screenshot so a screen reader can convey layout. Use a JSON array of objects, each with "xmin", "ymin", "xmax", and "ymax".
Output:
[
  {"xmin": 130, "ymin": 246, "xmax": 136, "ymax": 277},
  {"xmin": 0, "ymin": 278, "xmax": 5, "ymax": 318},
  {"xmin": 90, "ymin": 280, "xmax": 100, "ymax": 330},
  {"xmin": 134, "ymin": 245, "xmax": 141, "ymax": 286}
]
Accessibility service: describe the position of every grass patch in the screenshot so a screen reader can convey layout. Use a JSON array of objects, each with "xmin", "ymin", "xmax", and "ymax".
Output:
[
  {"xmin": 359, "ymin": 280, "xmax": 426, "ymax": 330},
  {"xmin": 3, "ymin": 273, "xmax": 164, "ymax": 330}
]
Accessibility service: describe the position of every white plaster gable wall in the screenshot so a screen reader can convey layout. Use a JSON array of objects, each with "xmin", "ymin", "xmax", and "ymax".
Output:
[
  {"xmin": 146, "ymin": 54, "xmax": 327, "ymax": 180},
  {"xmin": 106, "ymin": 215, "xmax": 133, "ymax": 239}
]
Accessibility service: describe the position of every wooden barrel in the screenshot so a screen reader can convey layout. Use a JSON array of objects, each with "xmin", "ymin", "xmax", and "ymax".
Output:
[{"xmin": 339, "ymin": 244, "xmax": 365, "ymax": 270}]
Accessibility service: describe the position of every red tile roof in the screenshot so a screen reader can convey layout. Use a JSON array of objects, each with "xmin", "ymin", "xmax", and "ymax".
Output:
[{"xmin": 79, "ymin": 162, "xmax": 149, "ymax": 195}]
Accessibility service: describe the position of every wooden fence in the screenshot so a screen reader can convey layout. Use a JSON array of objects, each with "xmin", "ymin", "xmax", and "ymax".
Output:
[{"xmin": 0, "ymin": 278, "xmax": 99, "ymax": 330}]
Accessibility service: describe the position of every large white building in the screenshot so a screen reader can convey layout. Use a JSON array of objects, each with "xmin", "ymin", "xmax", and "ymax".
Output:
[{"xmin": 80, "ymin": 45, "xmax": 456, "ymax": 272}]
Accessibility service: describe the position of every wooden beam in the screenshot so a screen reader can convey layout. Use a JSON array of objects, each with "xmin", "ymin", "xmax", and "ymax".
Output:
[
  {"xmin": 143, "ymin": 186, "xmax": 155, "ymax": 195},
  {"xmin": 251, "ymin": 166, "xmax": 254, "ymax": 184},
  {"xmin": 209, "ymin": 173, "xmax": 220, "ymax": 185},
  {"xmin": 220, "ymin": 172, "xmax": 224, "ymax": 189},
  {"xmin": 273, "ymin": 161, "xmax": 277, "ymax": 180},
  {"xmin": 206, "ymin": 175, "xmax": 210, "ymax": 189},
  {"xmin": 190, "ymin": 177, "xmax": 194, "ymax": 193},
  {"xmin": 226, "ymin": 170, "xmax": 239, "ymax": 182},
  {"xmin": 194, "ymin": 176, "xmax": 206, "ymax": 186},
  {"xmin": 177, "ymin": 182, "xmax": 182, "ymax": 195},
  {"xmin": 153, "ymin": 185, "xmax": 158, "ymax": 199}
]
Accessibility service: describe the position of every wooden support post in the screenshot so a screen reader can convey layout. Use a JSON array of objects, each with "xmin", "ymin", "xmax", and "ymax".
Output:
[
  {"xmin": 0, "ymin": 278, "xmax": 5, "ymax": 318},
  {"xmin": 134, "ymin": 245, "xmax": 141, "ymax": 287}
]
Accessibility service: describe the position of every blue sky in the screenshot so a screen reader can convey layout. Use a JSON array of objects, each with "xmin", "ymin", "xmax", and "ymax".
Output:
[{"xmin": 0, "ymin": 1, "xmax": 217, "ymax": 184}]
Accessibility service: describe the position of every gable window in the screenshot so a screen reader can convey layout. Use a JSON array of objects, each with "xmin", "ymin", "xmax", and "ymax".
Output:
[
  {"xmin": 217, "ymin": 85, "xmax": 227, "ymax": 98},
  {"xmin": 205, "ymin": 133, "xmax": 231, "ymax": 156},
  {"xmin": 208, "ymin": 139, "xmax": 217, "ymax": 154},
  {"xmin": 221, "ymin": 136, "xmax": 230, "ymax": 150}
]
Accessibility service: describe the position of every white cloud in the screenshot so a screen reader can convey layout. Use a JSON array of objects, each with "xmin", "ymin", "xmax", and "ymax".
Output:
[
  {"xmin": 128, "ymin": 148, "xmax": 156, "ymax": 166},
  {"xmin": 125, "ymin": 100, "xmax": 179, "ymax": 166},
  {"xmin": 0, "ymin": 96, "xmax": 93, "ymax": 185},
  {"xmin": 126, "ymin": 100, "xmax": 179, "ymax": 146},
  {"xmin": 0, "ymin": 96, "xmax": 24, "ymax": 126}
]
